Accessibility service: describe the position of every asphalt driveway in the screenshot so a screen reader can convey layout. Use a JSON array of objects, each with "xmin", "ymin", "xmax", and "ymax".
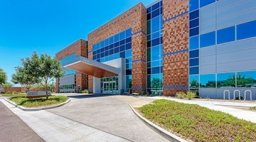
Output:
[
  {"xmin": 0, "ymin": 101, "xmax": 44, "ymax": 142},
  {"xmin": 47, "ymin": 95, "xmax": 169, "ymax": 142}
]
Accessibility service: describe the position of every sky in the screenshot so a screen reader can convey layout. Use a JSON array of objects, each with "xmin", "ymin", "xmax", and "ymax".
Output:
[{"xmin": 0, "ymin": 0, "xmax": 156, "ymax": 82}]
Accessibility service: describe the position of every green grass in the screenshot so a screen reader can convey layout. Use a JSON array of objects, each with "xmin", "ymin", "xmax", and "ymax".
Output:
[
  {"xmin": 139, "ymin": 99, "xmax": 256, "ymax": 142},
  {"xmin": 251, "ymin": 106, "xmax": 256, "ymax": 111},
  {"xmin": 1, "ymin": 93, "xmax": 26, "ymax": 97},
  {"xmin": 10, "ymin": 95, "xmax": 68, "ymax": 108}
]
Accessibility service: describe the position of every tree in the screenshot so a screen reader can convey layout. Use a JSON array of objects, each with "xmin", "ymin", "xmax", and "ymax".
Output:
[
  {"xmin": 0, "ymin": 68, "xmax": 7, "ymax": 85},
  {"xmin": 39, "ymin": 54, "xmax": 63, "ymax": 99},
  {"xmin": 12, "ymin": 66, "xmax": 39, "ymax": 92},
  {"xmin": 12, "ymin": 52, "xmax": 63, "ymax": 96}
]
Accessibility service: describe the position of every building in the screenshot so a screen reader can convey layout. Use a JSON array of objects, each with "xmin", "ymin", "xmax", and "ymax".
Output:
[
  {"xmin": 56, "ymin": 39, "xmax": 88, "ymax": 93},
  {"xmin": 56, "ymin": 0, "xmax": 256, "ymax": 100}
]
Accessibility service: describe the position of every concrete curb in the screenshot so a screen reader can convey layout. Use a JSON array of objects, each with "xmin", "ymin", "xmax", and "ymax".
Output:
[
  {"xmin": 129, "ymin": 104, "xmax": 189, "ymax": 142},
  {"xmin": 4, "ymin": 98, "xmax": 71, "ymax": 111}
]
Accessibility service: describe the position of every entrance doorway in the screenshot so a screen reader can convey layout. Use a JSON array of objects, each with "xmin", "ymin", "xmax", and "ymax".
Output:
[{"xmin": 101, "ymin": 76, "xmax": 119, "ymax": 94}]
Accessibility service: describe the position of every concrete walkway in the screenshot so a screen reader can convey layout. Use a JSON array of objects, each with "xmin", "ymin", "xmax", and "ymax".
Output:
[
  {"xmin": 1, "ymin": 96, "xmax": 169, "ymax": 142},
  {"xmin": 0, "ymin": 99, "xmax": 130, "ymax": 142},
  {"xmin": 152, "ymin": 96, "xmax": 256, "ymax": 123},
  {"xmin": 0, "ymin": 101, "xmax": 44, "ymax": 142}
]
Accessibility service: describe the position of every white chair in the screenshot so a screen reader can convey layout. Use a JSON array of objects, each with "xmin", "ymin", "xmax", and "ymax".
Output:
[
  {"xmin": 233, "ymin": 90, "xmax": 241, "ymax": 100},
  {"xmin": 244, "ymin": 90, "xmax": 252, "ymax": 101}
]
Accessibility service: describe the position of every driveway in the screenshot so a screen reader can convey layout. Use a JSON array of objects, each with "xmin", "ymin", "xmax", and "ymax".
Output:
[
  {"xmin": 47, "ymin": 95, "xmax": 169, "ymax": 142},
  {"xmin": 0, "ymin": 101, "xmax": 44, "ymax": 142}
]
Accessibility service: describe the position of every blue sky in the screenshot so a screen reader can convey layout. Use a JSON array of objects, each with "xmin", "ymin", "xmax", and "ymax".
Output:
[{"xmin": 0, "ymin": 0, "xmax": 156, "ymax": 82}]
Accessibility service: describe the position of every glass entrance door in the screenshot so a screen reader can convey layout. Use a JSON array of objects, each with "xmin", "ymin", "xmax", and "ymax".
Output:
[{"xmin": 102, "ymin": 81, "xmax": 118, "ymax": 94}]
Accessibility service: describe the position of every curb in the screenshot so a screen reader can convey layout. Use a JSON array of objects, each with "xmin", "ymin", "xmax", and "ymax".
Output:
[
  {"xmin": 129, "ymin": 104, "xmax": 188, "ymax": 142},
  {"xmin": 4, "ymin": 98, "xmax": 71, "ymax": 111}
]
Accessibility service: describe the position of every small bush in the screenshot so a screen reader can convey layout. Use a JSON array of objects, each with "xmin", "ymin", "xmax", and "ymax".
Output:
[
  {"xmin": 176, "ymin": 92, "xmax": 186, "ymax": 99},
  {"xmin": 176, "ymin": 91, "xmax": 197, "ymax": 100},
  {"xmin": 187, "ymin": 91, "xmax": 197, "ymax": 100},
  {"xmin": 81, "ymin": 90, "xmax": 89, "ymax": 94}
]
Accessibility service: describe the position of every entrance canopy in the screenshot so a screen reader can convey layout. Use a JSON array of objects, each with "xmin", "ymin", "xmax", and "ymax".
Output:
[{"xmin": 64, "ymin": 56, "xmax": 120, "ymax": 78}]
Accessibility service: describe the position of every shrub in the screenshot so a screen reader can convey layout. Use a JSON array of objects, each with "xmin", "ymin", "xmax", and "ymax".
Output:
[
  {"xmin": 187, "ymin": 91, "xmax": 197, "ymax": 100},
  {"xmin": 176, "ymin": 92, "xmax": 186, "ymax": 99},
  {"xmin": 176, "ymin": 91, "xmax": 197, "ymax": 100},
  {"xmin": 81, "ymin": 89, "xmax": 89, "ymax": 94}
]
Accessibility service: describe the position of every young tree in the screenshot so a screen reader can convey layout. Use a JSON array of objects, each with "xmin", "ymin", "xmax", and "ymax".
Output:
[
  {"xmin": 12, "ymin": 52, "xmax": 63, "ymax": 98},
  {"xmin": 0, "ymin": 68, "xmax": 7, "ymax": 85},
  {"xmin": 12, "ymin": 66, "xmax": 39, "ymax": 92},
  {"xmin": 39, "ymin": 54, "xmax": 63, "ymax": 99}
]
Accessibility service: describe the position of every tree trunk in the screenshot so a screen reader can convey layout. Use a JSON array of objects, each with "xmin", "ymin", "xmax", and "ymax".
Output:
[{"xmin": 45, "ymin": 79, "xmax": 48, "ymax": 99}]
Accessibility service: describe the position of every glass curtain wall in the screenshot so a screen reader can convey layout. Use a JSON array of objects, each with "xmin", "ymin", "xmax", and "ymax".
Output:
[
  {"xmin": 147, "ymin": 1, "xmax": 163, "ymax": 96},
  {"xmin": 92, "ymin": 29, "xmax": 132, "ymax": 92}
]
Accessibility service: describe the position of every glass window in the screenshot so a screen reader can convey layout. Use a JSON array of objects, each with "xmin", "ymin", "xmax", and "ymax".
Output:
[
  {"xmin": 148, "ymin": 74, "xmax": 163, "ymax": 89},
  {"xmin": 190, "ymin": 18, "xmax": 199, "ymax": 29},
  {"xmin": 200, "ymin": 31, "xmax": 216, "ymax": 48},
  {"xmin": 151, "ymin": 66, "xmax": 162, "ymax": 74},
  {"xmin": 150, "ymin": 60, "xmax": 162, "ymax": 68},
  {"xmin": 190, "ymin": 10, "xmax": 199, "ymax": 20},
  {"xmin": 200, "ymin": 74, "xmax": 216, "ymax": 88},
  {"xmin": 151, "ymin": 45, "xmax": 162, "ymax": 61},
  {"xmin": 237, "ymin": 71, "xmax": 256, "ymax": 88},
  {"xmin": 200, "ymin": 0, "xmax": 215, "ymax": 7},
  {"xmin": 237, "ymin": 20, "xmax": 256, "ymax": 40},
  {"xmin": 217, "ymin": 73, "xmax": 236, "ymax": 88},
  {"xmin": 190, "ymin": 50, "xmax": 199, "ymax": 58},
  {"xmin": 217, "ymin": 26, "xmax": 235, "ymax": 44},
  {"xmin": 190, "ymin": 0, "xmax": 199, "ymax": 11},
  {"xmin": 189, "ymin": 36, "xmax": 199, "ymax": 50},
  {"xmin": 189, "ymin": 75, "xmax": 199, "ymax": 89},
  {"xmin": 151, "ymin": 16, "xmax": 161, "ymax": 33},
  {"xmin": 190, "ymin": 27, "xmax": 199, "ymax": 37},
  {"xmin": 125, "ymin": 49, "xmax": 132, "ymax": 58},
  {"xmin": 190, "ymin": 58, "xmax": 199, "ymax": 67},
  {"xmin": 126, "ymin": 75, "xmax": 132, "ymax": 89},
  {"xmin": 190, "ymin": 67, "xmax": 199, "ymax": 75}
]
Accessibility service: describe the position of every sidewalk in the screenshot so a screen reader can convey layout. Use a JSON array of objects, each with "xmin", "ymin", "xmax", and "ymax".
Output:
[
  {"xmin": 0, "ymin": 100, "xmax": 44, "ymax": 142},
  {"xmin": 0, "ymin": 99, "xmax": 129, "ymax": 142}
]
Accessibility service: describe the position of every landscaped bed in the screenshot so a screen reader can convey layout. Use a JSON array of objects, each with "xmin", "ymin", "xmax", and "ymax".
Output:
[
  {"xmin": 139, "ymin": 99, "xmax": 256, "ymax": 142},
  {"xmin": 1, "ymin": 93, "xmax": 26, "ymax": 98},
  {"xmin": 10, "ymin": 95, "xmax": 68, "ymax": 108}
]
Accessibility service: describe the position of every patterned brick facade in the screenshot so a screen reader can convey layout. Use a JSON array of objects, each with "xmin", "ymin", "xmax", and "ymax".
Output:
[
  {"xmin": 56, "ymin": 39, "xmax": 88, "ymax": 92},
  {"xmin": 162, "ymin": 0, "xmax": 189, "ymax": 96},
  {"xmin": 88, "ymin": 4, "xmax": 147, "ymax": 93}
]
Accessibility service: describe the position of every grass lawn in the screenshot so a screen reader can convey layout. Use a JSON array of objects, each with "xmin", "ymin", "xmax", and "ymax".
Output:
[
  {"xmin": 1, "ymin": 93, "xmax": 26, "ymax": 97},
  {"xmin": 139, "ymin": 99, "xmax": 256, "ymax": 142},
  {"xmin": 10, "ymin": 95, "xmax": 68, "ymax": 108}
]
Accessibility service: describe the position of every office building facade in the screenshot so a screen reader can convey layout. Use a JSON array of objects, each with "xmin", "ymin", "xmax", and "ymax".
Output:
[{"xmin": 57, "ymin": 0, "xmax": 256, "ymax": 100}]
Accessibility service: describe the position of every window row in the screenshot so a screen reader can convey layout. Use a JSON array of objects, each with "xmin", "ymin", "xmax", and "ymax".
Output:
[
  {"xmin": 147, "ymin": 7, "xmax": 162, "ymax": 20},
  {"xmin": 59, "ymin": 84, "xmax": 75, "ymax": 90},
  {"xmin": 147, "ymin": 1, "xmax": 162, "ymax": 13},
  {"xmin": 93, "ymin": 43, "xmax": 132, "ymax": 60},
  {"xmin": 147, "ymin": 37, "xmax": 163, "ymax": 47},
  {"xmin": 190, "ymin": 0, "xmax": 216, "ymax": 11},
  {"xmin": 189, "ymin": 71, "xmax": 256, "ymax": 89},
  {"xmin": 190, "ymin": 20, "xmax": 256, "ymax": 49},
  {"xmin": 96, "ymin": 53, "xmax": 132, "ymax": 63},
  {"xmin": 147, "ymin": 66, "xmax": 163, "ymax": 75},
  {"xmin": 93, "ymin": 38, "xmax": 131, "ymax": 55},
  {"xmin": 93, "ymin": 28, "xmax": 132, "ymax": 51},
  {"xmin": 147, "ymin": 1, "xmax": 162, "ymax": 20}
]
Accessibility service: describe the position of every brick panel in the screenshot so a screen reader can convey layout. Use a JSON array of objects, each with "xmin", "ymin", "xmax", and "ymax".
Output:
[{"xmin": 163, "ymin": 0, "xmax": 189, "ymax": 96}]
